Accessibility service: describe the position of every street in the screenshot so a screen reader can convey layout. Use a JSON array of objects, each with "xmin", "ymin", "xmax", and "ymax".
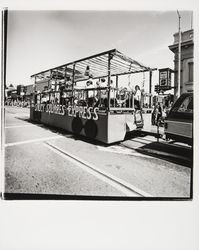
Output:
[{"xmin": 4, "ymin": 106, "xmax": 192, "ymax": 198}]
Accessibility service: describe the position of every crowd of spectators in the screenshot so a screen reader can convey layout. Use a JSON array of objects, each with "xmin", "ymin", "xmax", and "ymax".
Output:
[{"xmin": 5, "ymin": 99, "xmax": 30, "ymax": 108}]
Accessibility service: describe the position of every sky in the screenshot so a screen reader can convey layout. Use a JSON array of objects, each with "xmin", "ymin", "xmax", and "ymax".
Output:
[{"xmin": 6, "ymin": 10, "xmax": 193, "ymax": 90}]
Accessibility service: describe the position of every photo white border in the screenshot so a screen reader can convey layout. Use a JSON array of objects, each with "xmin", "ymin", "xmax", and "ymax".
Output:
[{"xmin": 0, "ymin": 1, "xmax": 199, "ymax": 250}]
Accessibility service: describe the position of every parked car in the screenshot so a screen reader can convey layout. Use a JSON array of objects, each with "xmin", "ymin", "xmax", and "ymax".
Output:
[{"xmin": 164, "ymin": 93, "xmax": 193, "ymax": 145}]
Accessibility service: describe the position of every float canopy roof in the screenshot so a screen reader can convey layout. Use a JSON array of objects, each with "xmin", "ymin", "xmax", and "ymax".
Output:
[{"xmin": 31, "ymin": 49, "xmax": 156, "ymax": 81}]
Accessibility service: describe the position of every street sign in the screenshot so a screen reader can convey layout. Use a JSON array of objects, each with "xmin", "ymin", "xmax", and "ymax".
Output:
[{"xmin": 159, "ymin": 68, "xmax": 172, "ymax": 87}]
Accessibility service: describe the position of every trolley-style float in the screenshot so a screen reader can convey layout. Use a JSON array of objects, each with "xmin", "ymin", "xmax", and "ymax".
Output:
[{"xmin": 30, "ymin": 49, "xmax": 156, "ymax": 144}]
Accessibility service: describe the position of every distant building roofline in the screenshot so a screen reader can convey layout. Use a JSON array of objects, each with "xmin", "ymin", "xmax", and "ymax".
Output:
[{"xmin": 173, "ymin": 28, "xmax": 194, "ymax": 36}]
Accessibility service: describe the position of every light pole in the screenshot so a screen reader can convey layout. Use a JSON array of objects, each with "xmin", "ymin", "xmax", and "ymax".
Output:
[{"xmin": 177, "ymin": 10, "xmax": 181, "ymax": 98}]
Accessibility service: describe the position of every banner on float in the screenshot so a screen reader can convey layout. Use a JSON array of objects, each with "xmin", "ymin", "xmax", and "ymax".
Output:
[{"xmin": 34, "ymin": 104, "xmax": 99, "ymax": 120}]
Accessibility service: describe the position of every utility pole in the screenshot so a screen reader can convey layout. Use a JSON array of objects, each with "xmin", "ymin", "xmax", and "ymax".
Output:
[
  {"xmin": 177, "ymin": 10, "xmax": 181, "ymax": 98},
  {"xmin": 191, "ymin": 11, "xmax": 193, "ymax": 29}
]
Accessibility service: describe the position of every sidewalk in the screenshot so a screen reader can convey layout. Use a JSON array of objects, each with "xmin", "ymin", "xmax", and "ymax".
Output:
[{"xmin": 137, "ymin": 113, "xmax": 192, "ymax": 167}]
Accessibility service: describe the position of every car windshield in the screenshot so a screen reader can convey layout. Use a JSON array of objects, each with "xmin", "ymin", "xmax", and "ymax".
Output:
[{"xmin": 174, "ymin": 96, "xmax": 193, "ymax": 113}]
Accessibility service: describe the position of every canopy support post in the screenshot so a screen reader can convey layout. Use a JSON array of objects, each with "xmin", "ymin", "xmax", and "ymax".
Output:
[
  {"xmin": 33, "ymin": 76, "xmax": 37, "ymax": 105},
  {"xmin": 72, "ymin": 63, "xmax": 75, "ymax": 105},
  {"xmin": 48, "ymin": 70, "xmax": 52, "ymax": 90},
  {"xmin": 116, "ymin": 75, "xmax": 118, "ymax": 89},
  {"xmin": 149, "ymin": 70, "xmax": 152, "ymax": 108},
  {"xmin": 64, "ymin": 66, "xmax": 67, "ymax": 83},
  {"xmin": 107, "ymin": 53, "xmax": 112, "ymax": 112}
]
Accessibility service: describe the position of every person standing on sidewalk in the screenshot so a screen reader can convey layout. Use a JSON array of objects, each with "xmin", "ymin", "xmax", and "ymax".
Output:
[
  {"xmin": 134, "ymin": 85, "xmax": 141, "ymax": 109},
  {"xmin": 156, "ymin": 102, "xmax": 162, "ymax": 126}
]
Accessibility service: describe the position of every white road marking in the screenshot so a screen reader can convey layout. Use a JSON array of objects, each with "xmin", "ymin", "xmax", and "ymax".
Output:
[
  {"xmin": 131, "ymin": 137, "xmax": 156, "ymax": 144},
  {"xmin": 6, "ymin": 112, "xmax": 29, "ymax": 116},
  {"xmin": 5, "ymin": 124, "xmax": 36, "ymax": 129},
  {"xmin": 97, "ymin": 145, "xmax": 154, "ymax": 159},
  {"xmin": 5, "ymin": 135, "xmax": 62, "ymax": 147},
  {"xmin": 44, "ymin": 142, "xmax": 152, "ymax": 197},
  {"xmin": 135, "ymin": 136, "xmax": 156, "ymax": 143}
]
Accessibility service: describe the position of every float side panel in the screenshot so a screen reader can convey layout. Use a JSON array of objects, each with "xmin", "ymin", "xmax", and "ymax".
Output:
[
  {"xmin": 40, "ymin": 112, "xmax": 73, "ymax": 131},
  {"xmin": 86, "ymin": 113, "xmax": 108, "ymax": 143},
  {"xmin": 107, "ymin": 113, "xmax": 135, "ymax": 144},
  {"xmin": 30, "ymin": 109, "xmax": 109, "ymax": 143},
  {"xmin": 107, "ymin": 114, "xmax": 126, "ymax": 144}
]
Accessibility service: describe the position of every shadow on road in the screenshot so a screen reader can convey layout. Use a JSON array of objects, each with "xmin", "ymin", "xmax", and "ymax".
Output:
[
  {"xmin": 122, "ymin": 140, "xmax": 193, "ymax": 168},
  {"xmin": 14, "ymin": 117, "xmax": 108, "ymax": 146}
]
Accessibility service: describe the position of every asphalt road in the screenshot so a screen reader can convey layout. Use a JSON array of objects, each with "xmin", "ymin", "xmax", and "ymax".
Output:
[{"xmin": 4, "ymin": 106, "xmax": 193, "ymax": 198}]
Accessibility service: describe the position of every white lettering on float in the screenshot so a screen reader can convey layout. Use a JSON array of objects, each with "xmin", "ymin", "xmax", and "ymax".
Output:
[
  {"xmin": 34, "ymin": 104, "xmax": 99, "ymax": 120},
  {"xmin": 67, "ymin": 106, "xmax": 99, "ymax": 120}
]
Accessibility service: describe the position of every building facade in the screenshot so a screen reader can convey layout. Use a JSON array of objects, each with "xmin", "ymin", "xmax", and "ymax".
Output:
[
  {"xmin": 25, "ymin": 84, "xmax": 34, "ymax": 96},
  {"xmin": 169, "ymin": 29, "xmax": 194, "ymax": 100}
]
